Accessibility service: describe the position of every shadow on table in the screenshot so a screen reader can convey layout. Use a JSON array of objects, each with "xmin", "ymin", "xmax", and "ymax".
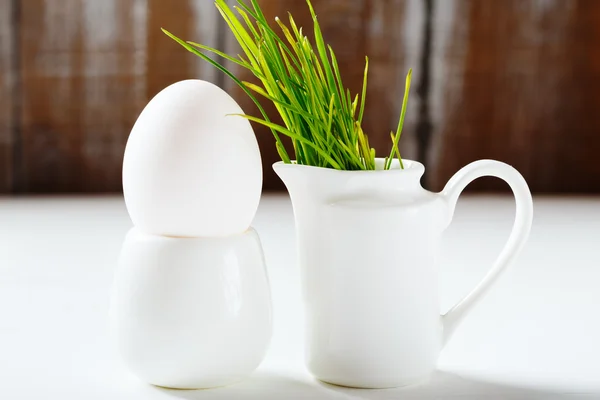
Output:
[{"xmin": 155, "ymin": 369, "xmax": 587, "ymax": 400}]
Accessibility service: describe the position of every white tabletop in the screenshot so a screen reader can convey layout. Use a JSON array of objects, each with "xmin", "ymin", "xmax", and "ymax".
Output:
[{"xmin": 1, "ymin": 195, "xmax": 599, "ymax": 399}]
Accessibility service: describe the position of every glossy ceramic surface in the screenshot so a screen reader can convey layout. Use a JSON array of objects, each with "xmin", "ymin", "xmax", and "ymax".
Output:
[
  {"xmin": 274, "ymin": 158, "xmax": 533, "ymax": 388},
  {"xmin": 109, "ymin": 228, "xmax": 272, "ymax": 389}
]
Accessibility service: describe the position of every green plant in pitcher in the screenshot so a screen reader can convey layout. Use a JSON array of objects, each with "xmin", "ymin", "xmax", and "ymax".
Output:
[{"xmin": 163, "ymin": 0, "xmax": 411, "ymax": 170}]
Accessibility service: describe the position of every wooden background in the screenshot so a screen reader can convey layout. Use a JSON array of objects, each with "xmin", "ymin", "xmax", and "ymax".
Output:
[{"xmin": 1, "ymin": 0, "xmax": 599, "ymax": 193}]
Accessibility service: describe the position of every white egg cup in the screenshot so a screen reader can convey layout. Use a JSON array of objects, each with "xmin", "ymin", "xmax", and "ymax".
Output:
[{"xmin": 109, "ymin": 227, "xmax": 272, "ymax": 389}]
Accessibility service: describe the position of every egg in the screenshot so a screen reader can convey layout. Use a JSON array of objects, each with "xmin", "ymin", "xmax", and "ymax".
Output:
[{"xmin": 122, "ymin": 79, "xmax": 262, "ymax": 237}]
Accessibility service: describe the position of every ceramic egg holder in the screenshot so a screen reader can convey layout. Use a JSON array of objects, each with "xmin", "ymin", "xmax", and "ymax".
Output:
[{"xmin": 109, "ymin": 80, "xmax": 272, "ymax": 389}]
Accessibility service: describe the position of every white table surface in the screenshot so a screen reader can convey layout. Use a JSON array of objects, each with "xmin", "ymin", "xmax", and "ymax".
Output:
[{"xmin": 1, "ymin": 194, "xmax": 599, "ymax": 399}]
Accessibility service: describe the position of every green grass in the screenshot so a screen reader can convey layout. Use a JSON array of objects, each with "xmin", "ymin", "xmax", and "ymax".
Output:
[{"xmin": 162, "ymin": 0, "xmax": 412, "ymax": 170}]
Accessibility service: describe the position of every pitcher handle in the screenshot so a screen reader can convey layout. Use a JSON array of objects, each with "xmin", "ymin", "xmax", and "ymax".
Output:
[{"xmin": 439, "ymin": 160, "xmax": 533, "ymax": 346}]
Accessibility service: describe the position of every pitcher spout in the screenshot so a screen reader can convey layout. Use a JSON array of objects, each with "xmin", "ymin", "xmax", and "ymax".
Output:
[
  {"xmin": 273, "ymin": 159, "xmax": 427, "ymax": 204},
  {"xmin": 273, "ymin": 158, "xmax": 440, "ymax": 235}
]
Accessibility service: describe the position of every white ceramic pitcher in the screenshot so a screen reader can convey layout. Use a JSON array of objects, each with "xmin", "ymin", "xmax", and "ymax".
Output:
[{"xmin": 274, "ymin": 158, "xmax": 533, "ymax": 389}]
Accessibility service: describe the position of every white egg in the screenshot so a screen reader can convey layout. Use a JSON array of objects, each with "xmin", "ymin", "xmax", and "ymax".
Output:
[{"xmin": 122, "ymin": 79, "xmax": 262, "ymax": 237}]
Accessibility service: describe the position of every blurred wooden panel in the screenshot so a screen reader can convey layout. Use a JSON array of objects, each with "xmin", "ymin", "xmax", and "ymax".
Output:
[
  {"xmin": 17, "ymin": 0, "xmax": 219, "ymax": 193},
  {"xmin": 2, "ymin": 0, "xmax": 600, "ymax": 193},
  {"xmin": 146, "ymin": 0, "xmax": 220, "ymax": 99},
  {"xmin": 20, "ymin": 0, "xmax": 141, "ymax": 192},
  {"xmin": 429, "ymin": 0, "xmax": 600, "ymax": 192},
  {"xmin": 226, "ymin": 0, "xmax": 412, "ymax": 191},
  {"xmin": 0, "ymin": 0, "xmax": 14, "ymax": 192}
]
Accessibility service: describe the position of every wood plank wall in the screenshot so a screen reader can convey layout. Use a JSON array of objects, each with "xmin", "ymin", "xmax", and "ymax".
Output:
[
  {"xmin": 0, "ymin": 1, "xmax": 14, "ymax": 193},
  {"xmin": 430, "ymin": 0, "xmax": 600, "ymax": 192},
  {"xmin": 0, "ymin": 0, "xmax": 599, "ymax": 193}
]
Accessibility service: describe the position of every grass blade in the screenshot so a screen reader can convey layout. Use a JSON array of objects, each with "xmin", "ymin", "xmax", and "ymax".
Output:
[
  {"xmin": 386, "ymin": 68, "xmax": 412, "ymax": 169},
  {"xmin": 163, "ymin": 1, "xmax": 412, "ymax": 171}
]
